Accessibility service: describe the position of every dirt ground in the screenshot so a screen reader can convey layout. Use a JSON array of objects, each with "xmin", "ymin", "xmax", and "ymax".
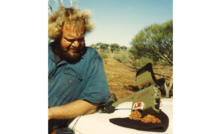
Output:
[{"xmin": 103, "ymin": 58, "xmax": 173, "ymax": 100}]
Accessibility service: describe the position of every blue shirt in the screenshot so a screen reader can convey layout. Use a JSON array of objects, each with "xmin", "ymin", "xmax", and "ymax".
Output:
[{"xmin": 48, "ymin": 43, "xmax": 110, "ymax": 129}]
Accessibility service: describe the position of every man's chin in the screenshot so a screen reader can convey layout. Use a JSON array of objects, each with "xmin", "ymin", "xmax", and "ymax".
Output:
[
  {"xmin": 68, "ymin": 51, "xmax": 81, "ymax": 56},
  {"xmin": 56, "ymin": 44, "xmax": 86, "ymax": 63},
  {"xmin": 65, "ymin": 53, "xmax": 81, "ymax": 63},
  {"xmin": 57, "ymin": 51, "xmax": 80, "ymax": 63}
]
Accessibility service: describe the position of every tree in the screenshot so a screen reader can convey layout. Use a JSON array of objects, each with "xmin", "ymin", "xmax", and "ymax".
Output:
[
  {"xmin": 100, "ymin": 43, "xmax": 109, "ymax": 52},
  {"xmin": 120, "ymin": 46, "xmax": 128, "ymax": 51},
  {"xmin": 110, "ymin": 43, "xmax": 120, "ymax": 53},
  {"xmin": 130, "ymin": 20, "xmax": 173, "ymax": 66},
  {"xmin": 95, "ymin": 42, "xmax": 103, "ymax": 51}
]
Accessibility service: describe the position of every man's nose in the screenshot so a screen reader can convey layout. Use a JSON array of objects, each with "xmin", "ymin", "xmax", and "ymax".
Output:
[{"xmin": 71, "ymin": 41, "xmax": 80, "ymax": 48}]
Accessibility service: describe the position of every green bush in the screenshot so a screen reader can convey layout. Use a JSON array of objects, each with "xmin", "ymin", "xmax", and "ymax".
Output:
[
  {"xmin": 135, "ymin": 57, "xmax": 153, "ymax": 69},
  {"xmin": 128, "ymin": 53, "xmax": 154, "ymax": 69},
  {"xmin": 99, "ymin": 53, "xmax": 108, "ymax": 59},
  {"xmin": 113, "ymin": 55, "xmax": 129, "ymax": 63}
]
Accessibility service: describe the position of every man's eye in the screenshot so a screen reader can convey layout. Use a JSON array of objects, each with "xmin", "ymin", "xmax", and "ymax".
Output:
[{"xmin": 65, "ymin": 38, "xmax": 84, "ymax": 42}]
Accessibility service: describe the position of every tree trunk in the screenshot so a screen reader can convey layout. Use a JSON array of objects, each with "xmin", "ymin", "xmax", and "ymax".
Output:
[{"xmin": 164, "ymin": 73, "xmax": 173, "ymax": 98}]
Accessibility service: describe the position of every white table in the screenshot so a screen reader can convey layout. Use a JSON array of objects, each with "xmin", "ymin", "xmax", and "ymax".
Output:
[{"xmin": 68, "ymin": 98, "xmax": 173, "ymax": 134}]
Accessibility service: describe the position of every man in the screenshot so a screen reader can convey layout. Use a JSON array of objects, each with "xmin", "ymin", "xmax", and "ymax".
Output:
[{"xmin": 48, "ymin": 4, "xmax": 110, "ymax": 133}]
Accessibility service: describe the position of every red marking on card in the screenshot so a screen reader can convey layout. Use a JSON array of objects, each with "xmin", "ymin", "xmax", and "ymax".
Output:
[
  {"xmin": 133, "ymin": 102, "xmax": 144, "ymax": 110},
  {"xmin": 137, "ymin": 94, "xmax": 141, "ymax": 98}
]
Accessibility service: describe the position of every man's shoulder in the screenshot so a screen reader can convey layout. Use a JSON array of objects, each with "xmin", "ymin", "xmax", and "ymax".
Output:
[
  {"xmin": 85, "ymin": 47, "xmax": 99, "ymax": 56},
  {"xmin": 84, "ymin": 47, "xmax": 102, "ymax": 61},
  {"xmin": 86, "ymin": 47, "xmax": 98, "ymax": 53}
]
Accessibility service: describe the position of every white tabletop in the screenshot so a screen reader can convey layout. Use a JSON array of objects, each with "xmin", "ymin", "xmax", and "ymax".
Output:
[{"xmin": 68, "ymin": 98, "xmax": 173, "ymax": 134}]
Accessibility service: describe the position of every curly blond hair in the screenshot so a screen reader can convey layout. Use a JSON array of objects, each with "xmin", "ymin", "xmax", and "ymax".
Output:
[{"xmin": 48, "ymin": 6, "xmax": 94, "ymax": 39}]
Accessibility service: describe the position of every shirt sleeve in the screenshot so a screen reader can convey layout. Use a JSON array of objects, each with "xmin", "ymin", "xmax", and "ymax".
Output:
[{"xmin": 79, "ymin": 53, "xmax": 110, "ymax": 103}]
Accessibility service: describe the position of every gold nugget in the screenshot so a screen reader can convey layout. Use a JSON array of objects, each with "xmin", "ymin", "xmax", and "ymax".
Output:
[
  {"xmin": 129, "ymin": 111, "xmax": 162, "ymax": 123},
  {"xmin": 129, "ymin": 110, "xmax": 142, "ymax": 120}
]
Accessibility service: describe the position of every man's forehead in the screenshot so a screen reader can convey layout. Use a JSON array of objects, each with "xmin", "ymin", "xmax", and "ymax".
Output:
[{"xmin": 62, "ymin": 22, "xmax": 85, "ymax": 38}]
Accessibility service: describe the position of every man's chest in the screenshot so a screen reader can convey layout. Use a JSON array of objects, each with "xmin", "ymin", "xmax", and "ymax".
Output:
[{"xmin": 48, "ymin": 59, "xmax": 86, "ymax": 104}]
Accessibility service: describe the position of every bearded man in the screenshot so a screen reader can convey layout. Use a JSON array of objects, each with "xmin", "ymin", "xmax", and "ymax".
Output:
[{"xmin": 48, "ymin": 4, "xmax": 110, "ymax": 133}]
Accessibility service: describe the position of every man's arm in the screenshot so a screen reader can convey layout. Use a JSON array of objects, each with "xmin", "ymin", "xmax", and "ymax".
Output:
[{"xmin": 48, "ymin": 100, "xmax": 98, "ymax": 120}]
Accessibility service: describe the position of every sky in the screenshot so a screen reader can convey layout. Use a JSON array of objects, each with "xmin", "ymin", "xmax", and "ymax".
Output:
[{"xmin": 49, "ymin": 0, "xmax": 173, "ymax": 48}]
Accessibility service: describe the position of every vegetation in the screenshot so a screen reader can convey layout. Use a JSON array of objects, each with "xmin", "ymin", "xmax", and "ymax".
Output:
[
  {"xmin": 89, "ymin": 42, "xmax": 128, "ymax": 54},
  {"xmin": 110, "ymin": 43, "xmax": 120, "ymax": 53},
  {"xmin": 129, "ymin": 20, "xmax": 173, "ymax": 66},
  {"xmin": 99, "ymin": 53, "xmax": 109, "ymax": 59},
  {"xmin": 113, "ymin": 55, "xmax": 129, "ymax": 63}
]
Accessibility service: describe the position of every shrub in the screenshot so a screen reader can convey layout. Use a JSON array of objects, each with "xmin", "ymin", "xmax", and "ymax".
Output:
[
  {"xmin": 128, "ymin": 53, "xmax": 154, "ymax": 69},
  {"xmin": 113, "ymin": 55, "xmax": 129, "ymax": 63},
  {"xmin": 135, "ymin": 57, "xmax": 154, "ymax": 69},
  {"xmin": 99, "ymin": 53, "xmax": 108, "ymax": 59}
]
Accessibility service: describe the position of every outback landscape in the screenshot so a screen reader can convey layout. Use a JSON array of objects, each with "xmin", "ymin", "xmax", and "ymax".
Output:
[{"xmin": 97, "ymin": 51, "xmax": 173, "ymax": 100}]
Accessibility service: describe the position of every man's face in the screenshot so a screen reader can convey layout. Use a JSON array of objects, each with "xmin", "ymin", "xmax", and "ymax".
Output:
[{"xmin": 56, "ymin": 23, "xmax": 85, "ymax": 62}]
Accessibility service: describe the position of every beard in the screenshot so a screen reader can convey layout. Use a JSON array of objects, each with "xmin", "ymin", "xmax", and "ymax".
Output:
[{"xmin": 55, "ymin": 42, "xmax": 86, "ymax": 63}]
